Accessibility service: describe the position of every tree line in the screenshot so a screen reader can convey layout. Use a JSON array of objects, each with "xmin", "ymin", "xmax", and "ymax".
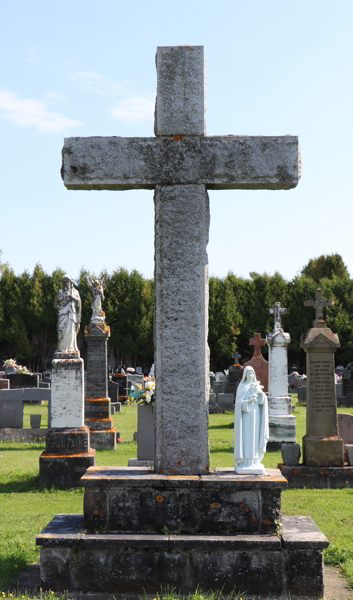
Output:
[{"xmin": 0, "ymin": 253, "xmax": 352, "ymax": 374}]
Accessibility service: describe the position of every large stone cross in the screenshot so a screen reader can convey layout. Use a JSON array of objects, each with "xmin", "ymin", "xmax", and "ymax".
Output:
[
  {"xmin": 304, "ymin": 288, "xmax": 333, "ymax": 322},
  {"xmin": 61, "ymin": 46, "xmax": 300, "ymax": 475},
  {"xmin": 249, "ymin": 333, "xmax": 266, "ymax": 357},
  {"xmin": 269, "ymin": 302, "xmax": 287, "ymax": 331}
]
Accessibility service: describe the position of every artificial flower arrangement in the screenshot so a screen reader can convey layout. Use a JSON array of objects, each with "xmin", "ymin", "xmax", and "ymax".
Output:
[{"xmin": 2, "ymin": 359, "xmax": 29, "ymax": 374}]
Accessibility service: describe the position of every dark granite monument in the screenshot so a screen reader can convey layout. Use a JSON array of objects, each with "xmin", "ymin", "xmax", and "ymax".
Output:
[{"xmin": 227, "ymin": 352, "xmax": 243, "ymax": 395}]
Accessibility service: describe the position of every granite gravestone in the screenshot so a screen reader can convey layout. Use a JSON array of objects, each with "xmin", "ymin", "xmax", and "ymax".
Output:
[
  {"xmin": 244, "ymin": 333, "xmax": 269, "ymax": 392},
  {"xmin": 301, "ymin": 289, "xmax": 343, "ymax": 467},
  {"xmin": 228, "ymin": 352, "xmax": 243, "ymax": 395},
  {"xmin": 84, "ymin": 277, "xmax": 116, "ymax": 450},
  {"xmin": 338, "ymin": 363, "xmax": 353, "ymax": 407},
  {"xmin": 266, "ymin": 302, "xmax": 296, "ymax": 446},
  {"xmin": 7, "ymin": 373, "xmax": 40, "ymax": 388}
]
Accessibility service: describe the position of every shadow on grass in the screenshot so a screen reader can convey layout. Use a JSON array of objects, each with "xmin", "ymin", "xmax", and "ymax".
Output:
[
  {"xmin": 208, "ymin": 423, "xmax": 234, "ymax": 430},
  {"xmin": 0, "ymin": 445, "xmax": 45, "ymax": 451},
  {"xmin": 210, "ymin": 447, "xmax": 233, "ymax": 454},
  {"xmin": 0, "ymin": 553, "xmax": 28, "ymax": 591},
  {"xmin": 0, "ymin": 475, "xmax": 40, "ymax": 493}
]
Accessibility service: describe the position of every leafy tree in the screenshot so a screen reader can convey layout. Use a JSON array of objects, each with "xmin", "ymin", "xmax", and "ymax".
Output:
[
  {"xmin": 208, "ymin": 276, "xmax": 241, "ymax": 371},
  {"xmin": 301, "ymin": 253, "xmax": 349, "ymax": 283}
]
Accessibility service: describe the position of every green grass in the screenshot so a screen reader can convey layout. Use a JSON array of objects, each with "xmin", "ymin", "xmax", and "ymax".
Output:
[{"xmin": 1, "ymin": 399, "xmax": 353, "ymax": 594}]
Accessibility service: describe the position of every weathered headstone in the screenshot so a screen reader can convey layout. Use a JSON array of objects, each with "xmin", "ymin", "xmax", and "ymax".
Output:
[
  {"xmin": 40, "ymin": 275, "xmax": 95, "ymax": 488},
  {"xmin": 36, "ymin": 46, "xmax": 326, "ymax": 600},
  {"xmin": 84, "ymin": 281, "xmax": 116, "ymax": 450},
  {"xmin": 128, "ymin": 404, "xmax": 155, "ymax": 467},
  {"xmin": 338, "ymin": 363, "xmax": 353, "ymax": 407},
  {"xmin": 244, "ymin": 333, "xmax": 269, "ymax": 392},
  {"xmin": 301, "ymin": 289, "xmax": 343, "ymax": 466},
  {"xmin": 266, "ymin": 302, "xmax": 296, "ymax": 446},
  {"xmin": 228, "ymin": 352, "xmax": 243, "ymax": 395},
  {"xmin": 7, "ymin": 373, "xmax": 39, "ymax": 389},
  {"xmin": 0, "ymin": 398, "xmax": 23, "ymax": 427}
]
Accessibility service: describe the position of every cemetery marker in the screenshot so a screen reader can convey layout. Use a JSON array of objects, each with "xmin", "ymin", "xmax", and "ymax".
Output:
[{"xmin": 61, "ymin": 45, "xmax": 300, "ymax": 475}]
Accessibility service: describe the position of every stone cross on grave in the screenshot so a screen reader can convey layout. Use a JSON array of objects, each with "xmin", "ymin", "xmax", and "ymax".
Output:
[
  {"xmin": 269, "ymin": 302, "xmax": 287, "ymax": 331},
  {"xmin": 304, "ymin": 288, "xmax": 333, "ymax": 324},
  {"xmin": 232, "ymin": 352, "xmax": 241, "ymax": 365},
  {"xmin": 249, "ymin": 333, "xmax": 266, "ymax": 357},
  {"xmin": 61, "ymin": 46, "xmax": 300, "ymax": 475}
]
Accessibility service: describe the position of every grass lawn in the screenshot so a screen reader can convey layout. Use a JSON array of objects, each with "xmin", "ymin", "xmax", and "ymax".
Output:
[{"xmin": 1, "ymin": 398, "xmax": 353, "ymax": 595}]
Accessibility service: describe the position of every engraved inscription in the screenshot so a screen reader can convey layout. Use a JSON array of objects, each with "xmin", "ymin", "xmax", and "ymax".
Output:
[{"xmin": 309, "ymin": 359, "xmax": 335, "ymax": 414}]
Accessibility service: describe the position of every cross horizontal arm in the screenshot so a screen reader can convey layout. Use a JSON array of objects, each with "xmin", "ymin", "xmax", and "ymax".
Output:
[{"xmin": 62, "ymin": 135, "xmax": 300, "ymax": 191}]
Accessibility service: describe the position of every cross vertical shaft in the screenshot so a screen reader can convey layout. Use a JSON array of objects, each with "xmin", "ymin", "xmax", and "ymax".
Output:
[{"xmin": 154, "ymin": 47, "xmax": 209, "ymax": 474}]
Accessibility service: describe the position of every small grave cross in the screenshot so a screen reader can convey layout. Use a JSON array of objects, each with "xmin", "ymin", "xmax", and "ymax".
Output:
[
  {"xmin": 61, "ymin": 46, "xmax": 300, "ymax": 475},
  {"xmin": 232, "ymin": 352, "xmax": 241, "ymax": 365},
  {"xmin": 269, "ymin": 302, "xmax": 287, "ymax": 331},
  {"xmin": 304, "ymin": 288, "xmax": 333, "ymax": 322},
  {"xmin": 249, "ymin": 333, "xmax": 265, "ymax": 357}
]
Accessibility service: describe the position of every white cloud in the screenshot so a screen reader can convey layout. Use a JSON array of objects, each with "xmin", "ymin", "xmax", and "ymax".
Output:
[
  {"xmin": 70, "ymin": 71, "xmax": 127, "ymax": 96},
  {"xmin": 0, "ymin": 91, "xmax": 82, "ymax": 133},
  {"xmin": 111, "ymin": 96, "xmax": 155, "ymax": 122}
]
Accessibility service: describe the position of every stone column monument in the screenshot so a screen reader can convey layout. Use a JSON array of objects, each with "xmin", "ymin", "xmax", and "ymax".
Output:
[
  {"xmin": 301, "ymin": 289, "xmax": 343, "ymax": 466},
  {"xmin": 266, "ymin": 302, "xmax": 296, "ymax": 447},
  {"xmin": 39, "ymin": 275, "xmax": 96, "ymax": 488},
  {"xmin": 84, "ymin": 276, "xmax": 116, "ymax": 450}
]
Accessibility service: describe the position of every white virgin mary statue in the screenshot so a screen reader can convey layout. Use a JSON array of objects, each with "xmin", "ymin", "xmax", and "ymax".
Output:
[
  {"xmin": 54, "ymin": 275, "xmax": 81, "ymax": 353},
  {"xmin": 234, "ymin": 366, "xmax": 269, "ymax": 475}
]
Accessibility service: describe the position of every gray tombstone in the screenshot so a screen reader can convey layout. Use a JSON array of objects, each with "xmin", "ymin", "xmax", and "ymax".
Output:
[
  {"xmin": 0, "ymin": 398, "xmax": 24, "ymax": 427},
  {"xmin": 7, "ymin": 373, "xmax": 39, "ymax": 389}
]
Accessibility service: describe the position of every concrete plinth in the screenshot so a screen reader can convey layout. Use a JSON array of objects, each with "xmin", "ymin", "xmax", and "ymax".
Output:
[
  {"xmin": 40, "ymin": 426, "xmax": 95, "ymax": 488},
  {"xmin": 89, "ymin": 428, "xmax": 116, "ymax": 450},
  {"xmin": 279, "ymin": 463, "xmax": 353, "ymax": 488},
  {"xmin": 82, "ymin": 467, "xmax": 286, "ymax": 535},
  {"xmin": 303, "ymin": 435, "xmax": 344, "ymax": 467}
]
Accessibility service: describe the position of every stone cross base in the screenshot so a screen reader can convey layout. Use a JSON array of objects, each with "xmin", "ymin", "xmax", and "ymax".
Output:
[
  {"xmin": 39, "ymin": 426, "xmax": 96, "ymax": 488},
  {"xmin": 37, "ymin": 468, "xmax": 328, "ymax": 599}
]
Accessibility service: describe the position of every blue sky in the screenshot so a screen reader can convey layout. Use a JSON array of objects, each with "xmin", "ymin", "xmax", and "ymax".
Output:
[{"xmin": 1, "ymin": 1, "xmax": 352, "ymax": 281}]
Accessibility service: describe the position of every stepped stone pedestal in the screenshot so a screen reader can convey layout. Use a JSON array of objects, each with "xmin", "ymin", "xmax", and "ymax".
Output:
[
  {"xmin": 37, "ymin": 467, "xmax": 328, "ymax": 598},
  {"xmin": 39, "ymin": 352, "xmax": 96, "ymax": 488},
  {"xmin": 84, "ymin": 323, "xmax": 116, "ymax": 450}
]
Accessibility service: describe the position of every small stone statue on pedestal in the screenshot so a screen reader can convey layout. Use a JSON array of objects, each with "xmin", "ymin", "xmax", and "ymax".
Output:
[
  {"xmin": 54, "ymin": 275, "xmax": 81, "ymax": 354},
  {"xmin": 86, "ymin": 275, "xmax": 105, "ymax": 324},
  {"xmin": 234, "ymin": 366, "xmax": 269, "ymax": 475},
  {"xmin": 40, "ymin": 275, "xmax": 95, "ymax": 488}
]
